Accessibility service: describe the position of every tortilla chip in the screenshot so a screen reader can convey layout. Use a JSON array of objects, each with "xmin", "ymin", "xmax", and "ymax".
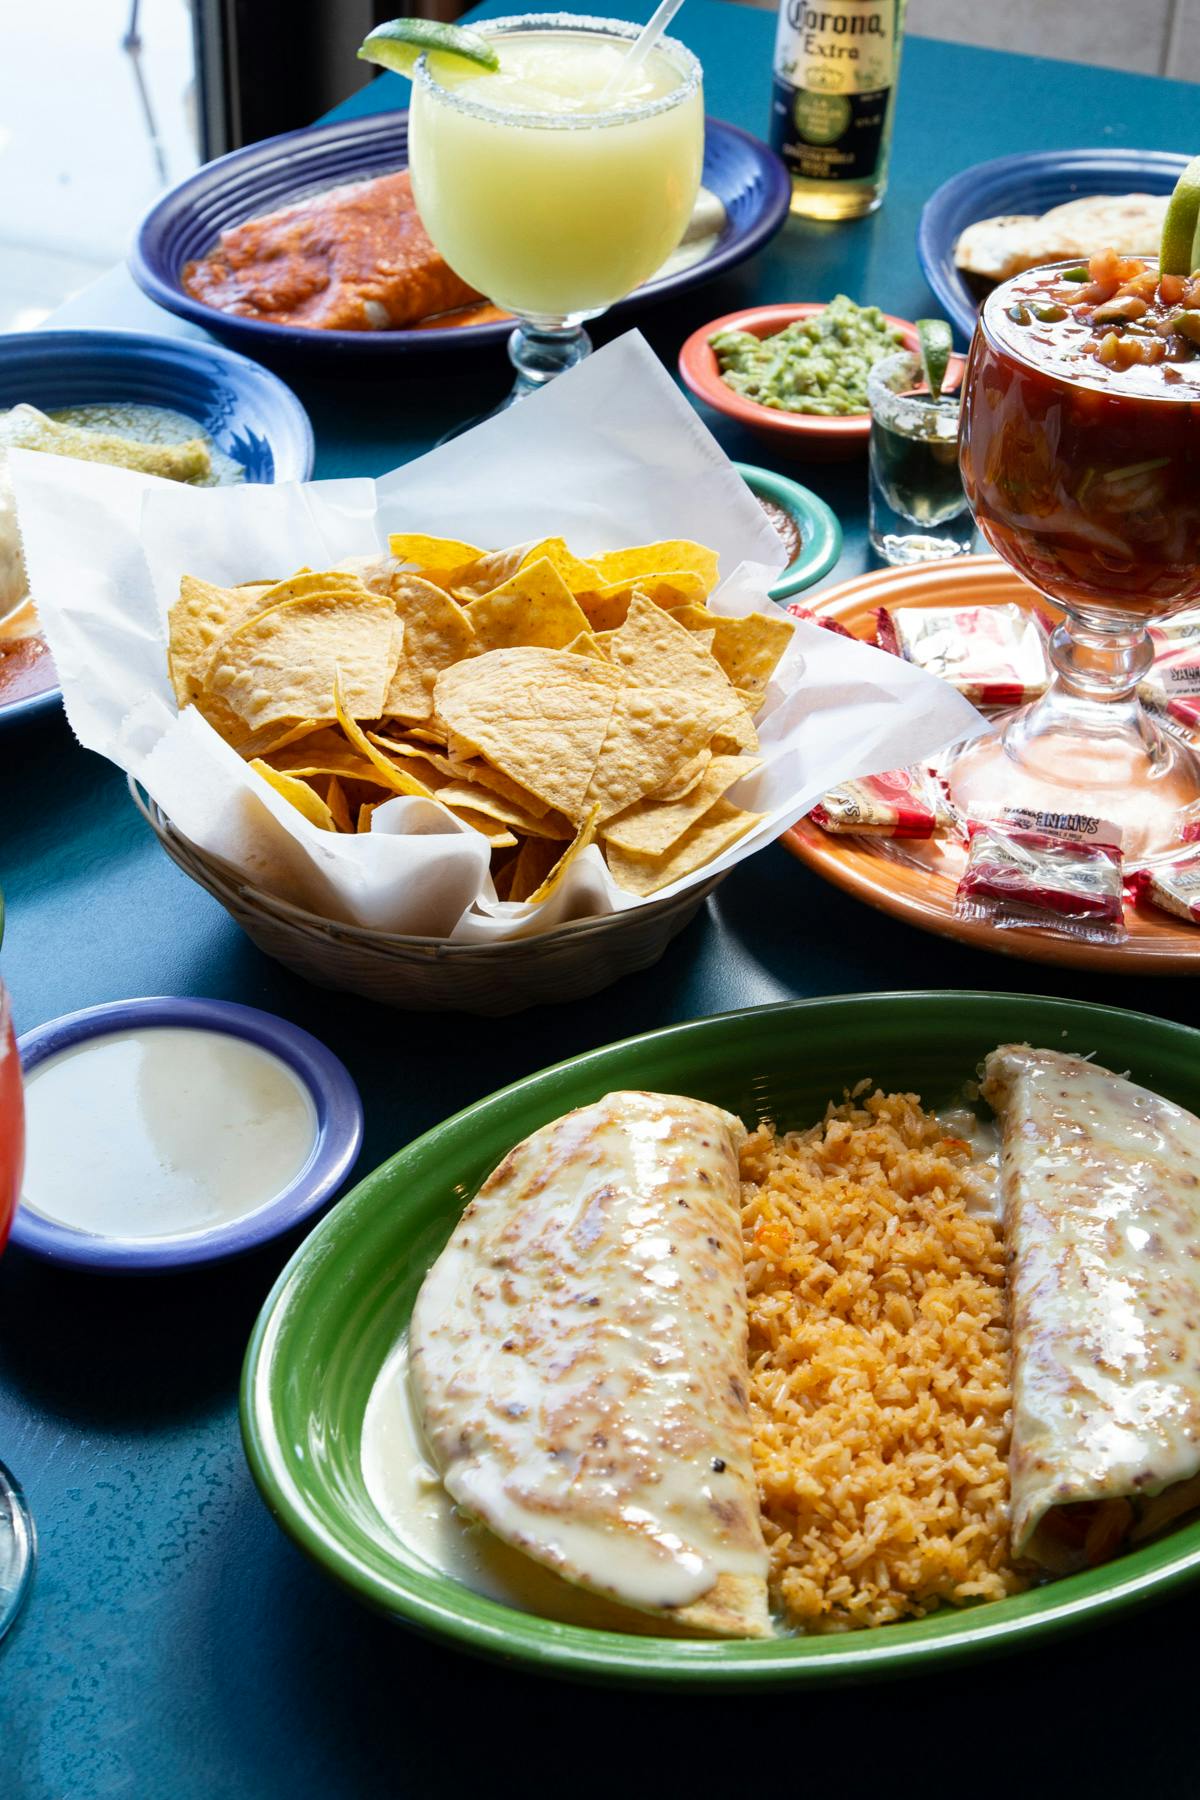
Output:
[
  {"xmin": 267, "ymin": 737, "xmax": 384, "ymax": 783},
  {"xmin": 652, "ymin": 748, "xmax": 711, "ymax": 802},
  {"xmin": 669, "ymin": 605, "xmax": 794, "ymax": 702},
  {"xmin": 591, "ymin": 540, "xmax": 720, "ymax": 594},
  {"xmin": 605, "ymin": 799, "xmax": 759, "ymax": 896},
  {"xmin": 434, "ymin": 647, "xmax": 622, "ymax": 820},
  {"xmin": 206, "ymin": 590, "xmax": 397, "ymax": 730},
  {"xmin": 603, "ymin": 755, "xmax": 760, "ymax": 857},
  {"xmin": 507, "ymin": 836, "xmax": 561, "ymax": 903},
  {"xmin": 255, "ymin": 569, "xmax": 366, "ymax": 608},
  {"xmin": 357, "ymin": 802, "xmax": 376, "ymax": 833},
  {"xmin": 584, "ymin": 684, "xmax": 725, "ymax": 823},
  {"xmin": 434, "ymin": 782, "xmax": 571, "ymax": 838},
  {"xmin": 517, "ymin": 536, "xmax": 602, "ymax": 594},
  {"xmin": 385, "ymin": 575, "xmax": 476, "ymax": 722},
  {"xmin": 334, "ymin": 675, "xmax": 439, "ymax": 798},
  {"xmin": 388, "ymin": 533, "xmax": 483, "ymax": 574},
  {"xmin": 609, "ymin": 592, "xmax": 753, "ymax": 746},
  {"xmin": 168, "ymin": 576, "xmax": 266, "ymax": 707},
  {"xmin": 323, "ymin": 774, "xmax": 353, "ymax": 834},
  {"xmin": 444, "ymin": 805, "xmax": 518, "ymax": 849},
  {"xmin": 565, "ymin": 631, "xmax": 609, "ymax": 661},
  {"xmin": 524, "ymin": 804, "xmax": 601, "ymax": 904},
  {"xmin": 448, "ymin": 544, "xmax": 531, "ymax": 601},
  {"xmin": 465, "ymin": 560, "xmax": 592, "ymax": 651},
  {"xmin": 249, "ymin": 758, "xmax": 335, "ymax": 831}
]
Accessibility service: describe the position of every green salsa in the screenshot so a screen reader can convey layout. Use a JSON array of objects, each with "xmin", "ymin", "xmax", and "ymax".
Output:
[{"xmin": 710, "ymin": 296, "xmax": 906, "ymax": 417}]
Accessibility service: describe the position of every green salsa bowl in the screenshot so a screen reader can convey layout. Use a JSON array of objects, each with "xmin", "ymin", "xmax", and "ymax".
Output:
[
  {"xmin": 241, "ymin": 991, "xmax": 1200, "ymax": 1686},
  {"xmin": 735, "ymin": 461, "xmax": 843, "ymax": 601}
]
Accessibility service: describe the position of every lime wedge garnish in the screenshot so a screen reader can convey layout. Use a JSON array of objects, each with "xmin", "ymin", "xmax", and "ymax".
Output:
[
  {"xmin": 916, "ymin": 318, "xmax": 953, "ymax": 403},
  {"xmin": 1160, "ymin": 155, "xmax": 1200, "ymax": 277},
  {"xmin": 358, "ymin": 19, "xmax": 500, "ymax": 80}
]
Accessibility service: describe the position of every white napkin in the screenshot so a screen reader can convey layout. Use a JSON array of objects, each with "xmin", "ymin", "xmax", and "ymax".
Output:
[{"xmin": 12, "ymin": 330, "xmax": 982, "ymax": 941}]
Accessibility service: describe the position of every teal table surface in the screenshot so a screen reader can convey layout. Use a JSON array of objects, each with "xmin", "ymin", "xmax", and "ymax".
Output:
[{"xmin": 2, "ymin": 7, "xmax": 1198, "ymax": 1796}]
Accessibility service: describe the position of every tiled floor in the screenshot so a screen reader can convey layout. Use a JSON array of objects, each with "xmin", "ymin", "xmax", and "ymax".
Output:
[{"xmin": 0, "ymin": 0, "xmax": 198, "ymax": 331}]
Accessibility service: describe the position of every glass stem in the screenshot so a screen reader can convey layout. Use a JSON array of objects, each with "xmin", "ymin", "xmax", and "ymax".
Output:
[
  {"xmin": 508, "ymin": 319, "xmax": 592, "ymax": 396},
  {"xmin": 1047, "ymin": 615, "xmax": 1154, "ymax": 703}
]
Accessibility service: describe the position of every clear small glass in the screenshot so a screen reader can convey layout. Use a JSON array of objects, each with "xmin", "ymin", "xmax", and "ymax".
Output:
[{"xmin": 868, "ymin": 351, "xmax": 974, "ymax": 566}]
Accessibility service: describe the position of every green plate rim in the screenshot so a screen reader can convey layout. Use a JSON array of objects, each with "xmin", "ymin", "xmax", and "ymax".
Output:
[{"xmin": 241, "ymin": 990, "xmax": 1200, "ymax": 1686}]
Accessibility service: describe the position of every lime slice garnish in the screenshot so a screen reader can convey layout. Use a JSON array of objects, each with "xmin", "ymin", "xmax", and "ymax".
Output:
[
  {"xmin": 358, "ymin": 19, "xmax": 500, "ymax": 80},
  {"xmin": 1160, "ymin": 155, "xmax": 1200, "ymax": 277},
  {"xmin": 915, "ymin": 318, "xmax": 953, "ymax": 403}
]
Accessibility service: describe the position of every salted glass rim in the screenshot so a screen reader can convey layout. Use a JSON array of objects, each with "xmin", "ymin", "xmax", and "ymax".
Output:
[
  {"xmin": 977, "ymin": 253, "xmax": 1200, "ymax": 406},
  {"xmin": 411, "ymin": 13, "xmax": 702, "ymax": 130}
]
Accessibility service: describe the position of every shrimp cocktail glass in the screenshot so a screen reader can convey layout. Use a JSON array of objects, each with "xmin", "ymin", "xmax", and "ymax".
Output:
[
  {"xmin": 362, "ymin": 14, "xmax": 703, "ymax": 416},
  {"xmin": 0, "ymin": 975, "xmax": 34, "ymax": 1640},
  {"xmin": 951, "ymin": 161, "xmax": 1200, "ymax": 860}
]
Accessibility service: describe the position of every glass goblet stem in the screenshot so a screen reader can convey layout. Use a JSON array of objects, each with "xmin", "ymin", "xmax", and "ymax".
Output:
[{"xmin": 508, "ymin": 319, "xmax": 593, "ymax": 396}]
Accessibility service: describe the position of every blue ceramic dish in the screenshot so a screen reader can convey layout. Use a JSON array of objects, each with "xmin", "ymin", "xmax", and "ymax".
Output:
[
  {"xmin": 130, "ymin": 110, "xmax": 791, "ymax": 361},
  {"xmin": 9, "ymin": 997, "xmax": 362, "ymax": 1273},
  {"xmin": 734, "ymin": 462, "xmax": 843, "ymax": 601},
  {"xmin": 0, "ymin": 328, "xmax": 314, "ymax": 730},
  {"xmin": 917, "ymin": 147, "xmax": 1189, "ymax": 344}
]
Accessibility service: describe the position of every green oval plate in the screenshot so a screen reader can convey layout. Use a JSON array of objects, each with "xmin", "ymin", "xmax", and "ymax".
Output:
[{"xmin": 242, "ymin": 991, "xmax": 1200, "ymax": 1686}]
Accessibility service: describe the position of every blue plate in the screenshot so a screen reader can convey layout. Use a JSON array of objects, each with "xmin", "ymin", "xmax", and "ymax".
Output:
[
  {"xmin": 917, "ymin": 147, "xmax": 1189, "ymax": 345},
  {"xmin": 9, "ymin": 997, "xmax": 362, "ymax": 1273},
  {"xmin": 0, "ymin": 327, "xmax": 314, "ymax": 729},
  {"xmin": 130, "ymin": 110, "xmax": 791, "ymax": 361}
]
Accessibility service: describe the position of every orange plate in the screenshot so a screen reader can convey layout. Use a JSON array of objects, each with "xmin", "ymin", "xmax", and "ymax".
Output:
[
  {"xmin": 782, "ymin": 554, "xmax": 1200, "ymax": 973},
  {"xmin": 677, "ymin": 302, "xmax": 921, "ymax": 460}
]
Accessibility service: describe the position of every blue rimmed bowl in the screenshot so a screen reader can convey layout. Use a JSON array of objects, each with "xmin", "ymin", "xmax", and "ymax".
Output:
[
  {"xmin": 0, "ymin": 328, "xmax": 314, "ymax": 730},
  {"xmin": 917, "ymin": 147, "xmax": 1189, "ymax": 345},
  {"xmin": 130, "ymin": 109, "xmax": 790, "ymax": 362},
  {"xmin": 10, "ymin": 996, "xmax": 362, "ymax": 1273},
  {"xmin": 735, "ymin": 462, "xmax": 842, "ymax": 600}
]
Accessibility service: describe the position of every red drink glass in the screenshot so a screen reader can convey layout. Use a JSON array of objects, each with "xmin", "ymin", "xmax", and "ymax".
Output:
[
  {"xmin": 0, "ymin": 978, "xmax": 35, "ymax": 1638},
  {"xmin": 951, "ymin": 255, "xmax": 1200, "ymax": 859}
]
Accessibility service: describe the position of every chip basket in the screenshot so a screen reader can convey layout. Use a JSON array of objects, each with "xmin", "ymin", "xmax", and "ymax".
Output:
[{"xmin": 130, "ymin": 780, "xmax": 724, "ymax": 1016}]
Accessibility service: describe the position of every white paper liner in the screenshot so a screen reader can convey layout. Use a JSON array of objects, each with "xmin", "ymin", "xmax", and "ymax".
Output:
[{"xmin": 11, "ymin": 331, "xmax": 983, "ymax": 943}]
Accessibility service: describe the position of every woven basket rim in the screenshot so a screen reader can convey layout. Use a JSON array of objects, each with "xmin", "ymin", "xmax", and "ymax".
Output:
[{"xmin": 129, "ymin": 778, "xmax": 724, "ymax": 954}]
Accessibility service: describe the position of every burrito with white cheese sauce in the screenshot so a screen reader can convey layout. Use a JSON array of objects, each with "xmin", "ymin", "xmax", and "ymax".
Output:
[{"xmin": 409, "ymin": 1089, "xmax": 771, "ymax": 1637}]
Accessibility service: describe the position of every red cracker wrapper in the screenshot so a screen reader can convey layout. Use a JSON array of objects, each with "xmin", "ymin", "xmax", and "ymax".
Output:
[
  {"xmin": 786, "ymin": 604, "xmax": 855, "ymax": 640},
  {"xmin": 955, "ymin": 808, "xmax": 1125, "ymax": 943},
  {"xmin": 810, "ymin": 766, "xmax": 956, "ymax": 839},
  {"xmin": 1138, "ymin": 639, "xmax": 1200, "ymax": 738},
  {"xmin": 875, "ymin": 603, "xmax": 1050, "ymax": 706},
  {"xmin": 1130, "ymin": 858, "xmax": 1200, "ymax": 926}
]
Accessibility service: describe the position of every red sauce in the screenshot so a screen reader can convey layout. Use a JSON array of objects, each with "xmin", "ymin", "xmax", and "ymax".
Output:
[
  {"xmin": 182, "ymin": 170, "xmax": 480, "ymax": 332},
  {"xmin": 961, "ymin": 256, "xmax": 1200, "ymax": 619},
  {"xmin": 0, "ymin": 634, "xmax": 56, "ymax": 706}
]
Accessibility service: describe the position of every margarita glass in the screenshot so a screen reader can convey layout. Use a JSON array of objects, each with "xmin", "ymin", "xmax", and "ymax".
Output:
[
  {"xmin": 0, "ymin": 977, "xmax": 34, "ymax": 1641},
  {"xmin": 953, "ymin": 254, "xmax": 1200, "ymax": 860},
  {"xmin": 408, "ymin": 14, "xmax": 704, "ymax": 404}
]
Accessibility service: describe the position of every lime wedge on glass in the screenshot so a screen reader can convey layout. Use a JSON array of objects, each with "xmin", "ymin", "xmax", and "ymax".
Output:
[
  {"xmin": 1160, "ymin": 155, "xmax": 1200, "ymax": 277},
  {"xmin": 358, "ymin": 19, "xmax": 500, "ymax": 80},
  {"xmin": 915, "ymin": 318, "xmax": 953, "ymax": 402}
]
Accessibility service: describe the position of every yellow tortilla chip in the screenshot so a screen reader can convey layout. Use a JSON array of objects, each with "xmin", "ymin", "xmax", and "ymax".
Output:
[
  {"xmin": 603, "ymin": 755, "xmax": 760, "ymax": 857},
  {"xmin": 443, "ymin": 805, "xmax": 518, "ymax": 849},
  {"xmin": 448, "ymin": 544, "xmax": 531, "ymax": 601},
  {"xmin": 669, "ymin": 605, "xmax": 795, "ymax": 702},
  {"xmin": 465, "ymin": 560, "xmax": 592, "ymax": 651},
  {"xmin": 357, "ymin": 802, "xmax": 376, "ymax": 834},
  {"xmin": 434, "ymin": 647, "xmax": 622, "ymax": 821},
  {"xmin": 524, "ymin": 804, "xmax": 601, "ymax": 905},
  {"xmin": 206, "ymin": 590, "xmax": 397, "ymax": 731},
  {"xmin": 564, "ymin": 631, "xmax": 608, "ymax": 661},
  {"xmin": 267, "ymin": 736, "xmax": 384, "ymax": 783},
  {"xmin": 517, "ymin": 537, "xmax": 602, "ymax": 594},
  {"xmin": 652, "ymin": 748, "xmax": 711, "ymax": 802},
  {"xmin": 385, "ymin": 575, "xmax": 476, "ymax": 722},
  {"xmin": 711, "ymin": 711, "xmax": 759, "ymax": 755},
  {"xmin": 507, "ymin": 836, "xmax": 560, "ymax": 903},
  {"xmin": 334, "ymin": 675, "xmax": 439, "ymax": 799},
  {"xmin": 605, "ymin": 799, "xmax": 759, "ymax": 896},
  {"xmin": 591, "ymin": 540, "xmax": 720, "ymax": 594},
  {"xmin": 584, "ymin": 684, "xmax": 725, "ymax": 823},
  {"xmin": 168, "ymin": 576, "xmax": 266, "ymax": 707},
  {"xmin": 388, "ymin": 533, "xmax": 483, "ymax": 574},
  {"xmin": 608, "ymin": 592, "xmax": 752, "ymax": 747},
  {"xmin": 322, "ymin": 774, "xmax": 353, "ymax": 834},
  {"xmin": 254, "ymin": 570, "xmax": 366, "ymax": 608},
  {"xmin": 249, "ymin": 758, "xmax": 335, "ymax": 832},
  {"xmin": 434, "ymin": 782, "xmax": 570, "ymax": 839}
]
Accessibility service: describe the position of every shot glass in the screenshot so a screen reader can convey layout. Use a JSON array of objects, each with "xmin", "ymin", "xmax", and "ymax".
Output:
[{"xmin": 868, "ymin": 351, "xmax": 974, "ymax": 566}]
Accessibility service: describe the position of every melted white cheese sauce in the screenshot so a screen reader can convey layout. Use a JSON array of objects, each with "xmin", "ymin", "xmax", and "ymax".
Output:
[
  {"xmin": 362, "ymin": 1337, "xmax": 700, "ymax": 1634},
  {"xmin": 21, "ymin": 1027, "xmax": 317, "ymax": 1240}
]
